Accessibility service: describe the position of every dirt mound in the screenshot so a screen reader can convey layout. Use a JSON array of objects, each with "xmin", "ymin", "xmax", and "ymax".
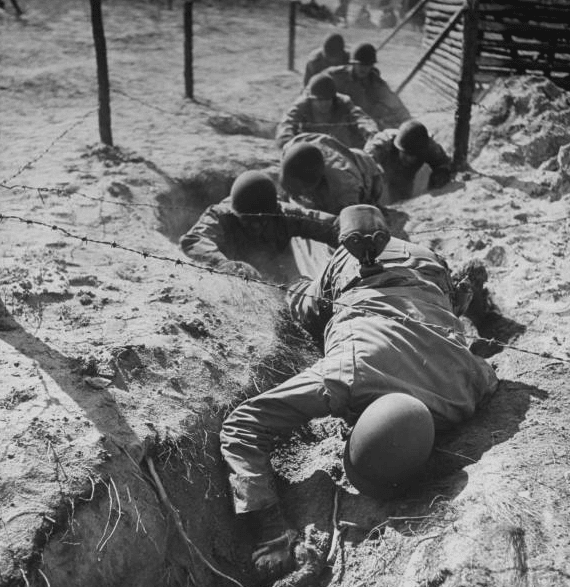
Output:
[
  {"xmin": 470, "ymin": 75, "xmax": 570, "ymax": 172},
  {"xmin": 2, "ymin": 2, "xmax": 570, "ymax": 587}
]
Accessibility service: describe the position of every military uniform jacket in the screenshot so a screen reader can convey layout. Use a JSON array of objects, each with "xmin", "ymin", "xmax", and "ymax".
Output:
[
  {"xmin": 326, "ymin": 65, "xmax": 411, "ymax": 130},
  {"xmin": 282, "ymin": 133, "xmax": 385, "ymax": 215},
  {"xmin": 303, "ymin": 47, "xmax": 350, "ymax": 86},
  {"xmin": 287, "ymin": 238, "xmax": 498, "ymax": 426},
  {"xmin": 276, "ymin": 93, "xmax": 378, "ymax": 150},
  {"xmin": 364, "ymin": 129, "xmax": 452, "ymax": 203},
  {"xmin": 179, "ymin": 197, "xmax": 338, "ymax": 272}
]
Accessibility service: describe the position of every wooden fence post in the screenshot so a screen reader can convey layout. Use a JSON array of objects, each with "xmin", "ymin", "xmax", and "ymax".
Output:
[
  {"xmin": 184, "ymin": 0, "xmax": 194, "ymax": 99},
  {"xmin": 453, "ymin": 0, "xmax": 480, "ymax": 171},
  {"xmin": 288, "ymin": 1, "xmax": 298, "ymax": 72},
  {"xmin": 90, "ymin": 0, "xmax": 113, "ymax": 146}
]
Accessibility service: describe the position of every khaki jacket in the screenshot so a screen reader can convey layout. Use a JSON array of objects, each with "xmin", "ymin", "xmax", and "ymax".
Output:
[
  {"xmin": 281, "ymin": 133, "xmax": 385, "ymax": 214},
  {"xmin": 287, "ymin": 238, "xmax": 498, "ymax": 426},
  {"xmin": 179, "ymin": 197, "xmax": 338, "ymax": 281},
  {"xmin": 326, "ymin": 65, "xmax": 411, "ymax": 129},
  {"xmin": 303, "ymin": 47, "xmax": 350, "ymax": 86},
  {"xmin": 365, "ymin": 128, "xmax": 452, "ymax": 203},
  {"xmin": 276, "ymin": 93, "xmax": 378, "ymax": 150}
]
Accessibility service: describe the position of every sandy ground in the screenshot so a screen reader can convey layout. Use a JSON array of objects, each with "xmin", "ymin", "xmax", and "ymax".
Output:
[{"xmin": 1, "ymin": 1, "xmax": 570, "ymax": 586}]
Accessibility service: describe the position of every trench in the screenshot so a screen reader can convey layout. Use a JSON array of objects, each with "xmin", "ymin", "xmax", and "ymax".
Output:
[
  {"xmin": 33, "ymin": 165, "xmax": 329, "ymax": 587},
  {"xmin": 36, "ymin": 306, "xmax": 325, "ymax": 587},
  {"xmin": 156, "ymin": 164, "xmax": 333, "ymax": 284},
  {"xmin": 33, "ymin": 168, "xmax": 529, "ymax": 587}
]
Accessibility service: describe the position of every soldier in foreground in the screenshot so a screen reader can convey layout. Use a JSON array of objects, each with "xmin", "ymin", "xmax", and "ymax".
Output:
[
  {"xmin": 365, "ymin": 119, "xmax": 453, "ymax": 203},
  {"xmin": 220, "ymin": 205, "xmax": 498, "ymax": 582},
  {"xmin": 276, "ymin": 73, "xmax": 378, "ymax": 150}
]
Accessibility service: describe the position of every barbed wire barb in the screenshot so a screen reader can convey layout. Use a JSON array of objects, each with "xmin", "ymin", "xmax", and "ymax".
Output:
[
  {"xmin": 1, "ymin": 212, "xmax": 568, "ymax": 366},
  {"xmin": 1, "ymin": 109, "xmax": 97, "ymax": 184},
  {"xmin": 2, "ymin": 180, "xmax": 568, "ymax": 238}
]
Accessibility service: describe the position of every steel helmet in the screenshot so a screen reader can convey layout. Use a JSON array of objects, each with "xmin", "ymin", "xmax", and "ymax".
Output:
[
  {"xmin": 280, "ymin": 142, "xmax": 325, "ymax": 194},
  {"xmin": 323, "ymin": 33, "xmax": 345, "ymax": 59},
  {"xmin": 351, "ymin": 42, "xmax": 377, "ymax": 65},
  {"xmin": 394, "ymin": 120, "xmax": 430, "ymax": 159},
  {"xmin": 230, "ymin": 171, "xmax": 278, "ymax": 215},
  {"xmin": 307, "ymin": 73, "xmax": 337, "ymax": 100},
  {"xmin": 344, "ymin": 393, "xmax": 435, "ymax": 499}
]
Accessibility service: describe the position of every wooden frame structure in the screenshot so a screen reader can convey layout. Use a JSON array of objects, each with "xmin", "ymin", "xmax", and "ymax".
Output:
[
  {"xmin": 390, "ymin": 0, "xmax": 570, "ymax": 169},
  {"xmin": 421, "ymin": 0, "xmax": 570, "ymax": 100}
]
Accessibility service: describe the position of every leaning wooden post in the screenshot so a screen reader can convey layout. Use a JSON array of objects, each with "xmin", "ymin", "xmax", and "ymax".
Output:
[
  {"xmin": 184, "ymin": 0, "xmax": 194, "ymax": 99},
  {"xmin": 10, "ymin": 0, "xmax": 24, "ymax": 17},
  {"xmin": 288, "ymin": 1, "xmax": 298, "ymax": 72},
  {"xmin": 377, "ymin": 0, "xmax": 429, "ymax": 52},
  {"xmin": 90, "ymin": 0, "xmax": 113, "ymax": 146},
  {"xmin": 453, "ymin": 0, "xmax": 480, "ymax": 171},
  {"xmin": 395, "ymin": 5, "xmax": 464, "ymax": 95}
]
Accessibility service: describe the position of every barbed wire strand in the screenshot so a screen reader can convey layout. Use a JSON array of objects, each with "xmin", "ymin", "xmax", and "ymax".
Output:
[
  {"xmin": 146, "ymin": 87, "xmax": 496, "ymax": 121},
  {"xmin": 2, "ymin": 81, "xmax": 561, "ymax": 196},
  {"xmin": 112, "ymin": 87, "xmax": 189, "ymax": 117},
  {"xmin": 1, "ymin": 212, "xmax": 568, "ymax": 365},
  {"xmin": 110, "ymin": 81, "xmax": 501, "ymax": 126},
  {"xmin": 1, "ymin": 109, "xmax": 97, "ymax": 185},
  {"xmin": 2, "ymin": 180, "xmax": 569, "ymax": 238},
  {"xmin": 113, "ymin": 77, "xmax": 570, "ymax": 134}
]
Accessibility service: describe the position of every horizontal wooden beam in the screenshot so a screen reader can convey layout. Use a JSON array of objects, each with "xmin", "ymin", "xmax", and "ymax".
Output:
[
  {"xmin": 479, "ymin": 2, "xmax": 570, "ymax": 17},
  {"xmin": 427, "ymin": 2, "xmax": 461, "ymax": 15},
  {"xmin": 433, "ymin": 44, "xmax": 463, "ymax": 66},
  {"xmin": 430, "ymin": 51, "xmax": 463, "ymax": 77},
  {"xmin": 377, "ymin": 0, "xmax": 430, "ymax": 51},
  {"xmin": 423, "ymin": 60, "xmax": 461, "ymax": 92},
  {"xmin": 419, "ymin": 72, "xmax": 458, "ymax": 102},
  {"xmin": 427, "ymin": 0, "xmax": 464, "ymax": 6},
  {"xmin": 397, "ymin": 5, "xmax": 465, "ymax": 94},
  {"xmin": 480, "ymin": 38, "xmax": 569, "ymax": 54},
  {"xmin": 480, "ymin": 19, "xmax": 570, "ymax": 40},
  {"xmin": 425, "ymin": 24, "xmax": 464, "ymax": 42},
  {"xmin": 478, "ymin": 54, "xmax": 570, "ymax": 73}
]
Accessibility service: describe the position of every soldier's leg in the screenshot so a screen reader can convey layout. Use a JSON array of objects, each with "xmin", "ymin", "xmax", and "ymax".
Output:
[
  {"xmin": 220, "ymin": 359, "xmax": 349, "ymax": 581},
  {"xmin": 220, "ymin": 363, "xmax": 334, "ymax": 514}
]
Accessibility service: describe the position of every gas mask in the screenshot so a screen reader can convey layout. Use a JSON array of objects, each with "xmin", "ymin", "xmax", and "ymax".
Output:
[{"xmin": 339, "ymin": 205, "xmax": 391, "ymax": 274}]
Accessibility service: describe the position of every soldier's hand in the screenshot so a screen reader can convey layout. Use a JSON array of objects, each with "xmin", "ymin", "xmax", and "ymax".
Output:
[
  {"xmin": 428, "ymin": 167, "xmax": 452, "ymax": 190},
  {"xmin": 219, "ymin": 261, "xmax": 262, "ymax": 280}
]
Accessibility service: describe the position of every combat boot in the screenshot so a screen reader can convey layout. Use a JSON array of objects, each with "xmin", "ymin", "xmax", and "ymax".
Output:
[
  {"xmin": 452, "ymin": 258, "xmax": 493, "ymax": 323},
  {"xmin": 247, "ymin": 504, "xmax": 298, "ymax": 582}
]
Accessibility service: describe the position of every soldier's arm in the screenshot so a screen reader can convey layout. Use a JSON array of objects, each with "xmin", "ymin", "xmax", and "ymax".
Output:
[
  {"xmin": 426, "ymin": 139, "xmax": 453, "ymax": 189},
  {"xmin": 275, "ymin": 102, "xmax": 304, "ymax": 150},
  {"xmin": 352, "ymin": 149, "xmax": 387, "ymax": 207},
  {"xmin": 347, "ymin": 101, "xmax": 379, "ymax": 144},
  {"xmin": 304, "ymin": 61, "xmax": 317, "ymax": 87},
  {"xmin": 281, "ymin": 204, "xmax": 339, "ymax": 248},
  {"xmin": 363, "ymin": 130, "xmax": 394, "ymax": 168},
  {"xmin": 376, "ymin": 81, "xmax": 411, "ymax": 128},
  {"xmin": 369, "ymin": 165, "xmax": 386, "ymax": 207},
  {"xmin": 179, "ymin": 206, "xmax": 232, "ymax": 266},
  {"xmin": 286, "ymin": 268, "xmax": 334, "ymax": 339}
]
